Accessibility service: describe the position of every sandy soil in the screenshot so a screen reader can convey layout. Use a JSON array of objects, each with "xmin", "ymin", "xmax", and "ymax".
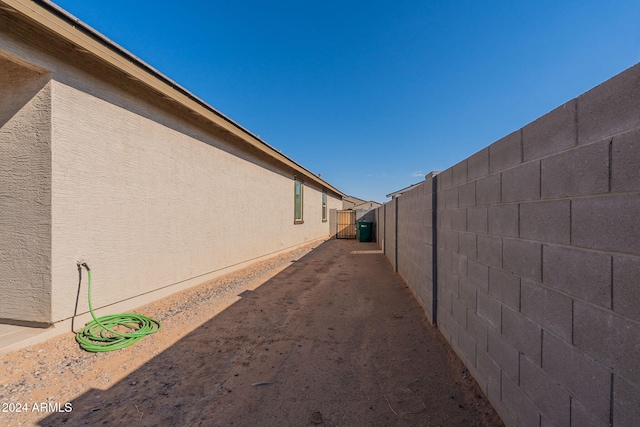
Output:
[{"xmin": 1, "ymin": 239, "xmax": 503, "ymax": 427}]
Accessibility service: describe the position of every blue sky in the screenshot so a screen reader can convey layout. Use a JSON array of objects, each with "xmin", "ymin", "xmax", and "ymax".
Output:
[{"xmin": 52, "ymin": 0, "xmax": 640, "ymax": 202}]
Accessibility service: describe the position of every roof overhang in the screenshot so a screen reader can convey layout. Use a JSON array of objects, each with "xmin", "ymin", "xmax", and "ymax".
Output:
[{"xmin": 0, "ymin": 0, "xmax": 345, "ymax": 198}]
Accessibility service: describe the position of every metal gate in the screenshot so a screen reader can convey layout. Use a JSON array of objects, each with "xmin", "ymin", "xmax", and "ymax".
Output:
[{"xmin": 336, "ymin": 210, "xmax": 356, "ymax": 239}]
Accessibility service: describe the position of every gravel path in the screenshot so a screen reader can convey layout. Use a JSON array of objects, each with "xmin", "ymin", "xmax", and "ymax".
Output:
[{"xmin": 1, "ymin": 239, "xmax": 502, "ymax": 427}]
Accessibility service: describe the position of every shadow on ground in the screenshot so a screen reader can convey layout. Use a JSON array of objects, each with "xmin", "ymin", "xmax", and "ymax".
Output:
[{"xmin": 39, "ymin": 239, "xmax": 502, "ymax": 427}]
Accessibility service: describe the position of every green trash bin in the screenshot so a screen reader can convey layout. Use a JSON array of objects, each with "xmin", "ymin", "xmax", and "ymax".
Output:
[{"xmin": 357, "ymin": 221, "xmax": 373, "ymax": 242}]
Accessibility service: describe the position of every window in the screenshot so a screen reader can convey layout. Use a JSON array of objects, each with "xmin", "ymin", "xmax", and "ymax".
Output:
[
  {"xmin": 322, "ymin": 191, "xmax": 327, "ymax": 222},
  {"xmin": 294, "ymin": 180, "xmax": 304, "ymax": 224}
]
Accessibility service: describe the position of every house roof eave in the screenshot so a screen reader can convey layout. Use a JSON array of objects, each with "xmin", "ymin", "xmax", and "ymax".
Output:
[{"xmin": 0, "ymin": 0, "xmax": 346, "ymax": 198}]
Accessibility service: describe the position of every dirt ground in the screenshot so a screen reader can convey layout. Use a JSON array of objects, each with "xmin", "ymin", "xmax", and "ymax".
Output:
[{"xmin": 1, "ymin": 239, "xmax": 503, "ymax": 427}]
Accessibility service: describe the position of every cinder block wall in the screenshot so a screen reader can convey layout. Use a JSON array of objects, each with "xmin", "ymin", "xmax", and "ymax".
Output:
[
  {"xmin": 376, "ymin": 204, "xmax": 385, "ymax": 252},
  {"xmin": 386, "ymin": 198, "xmax": 397, "ymax": 271},
  {"xmin": 395, "ymin": 174, "xmax": 437, "ymax": 324},
  {"xmin": 378, "ymin": 62, "xmax": 640, "ymax": 426}
]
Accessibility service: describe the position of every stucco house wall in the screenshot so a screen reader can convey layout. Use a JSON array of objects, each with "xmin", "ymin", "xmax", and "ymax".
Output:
[
  {"xmin": 0, "ymin": 2, "xmax": 343, "ymax": 327},
  {"xmin": 0, "ymin": 54, "xmax": 52, "ymax": 326}
]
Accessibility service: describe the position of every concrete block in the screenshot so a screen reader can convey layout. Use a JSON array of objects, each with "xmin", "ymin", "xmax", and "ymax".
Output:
[
  {"xmin": 502, "ymin": 373, "xmax": 541, "ymax": 427},
  {"xmin": 543, "ymin": 332, "xmax": 612, "ymax": 423},
  {"xmin": 452, "ymin": 294, "xmax": 467, "ymax": 328},
  {"xmin": 540, "ymin": 416, "xmax": 555, "ymax": 427},
  {"xmin": 452, "ymin": 159, "xmax": 468, "ymax": 187},
  {"xmin": 468, "ymin": 147, "xmax": 489, "ymax": 180},
  {"xmin": 502, "ymin": 306, "xmax": 542, "ymax": 365},
  {"xmin": 541, "ymin": 140, "xmax": 609, "ymax": 198},
  {"xmin": 467, "ymin": 310, "xmax": 488, "ymax": 351},
  {"xmin": 495, "ymin": 404, "xmax": 518, "ymax": 427},
  {"xmin": 520, "ymin": 356, "xmax": 571, "ymax": 427},
  {"xmin": 458, "ymin": 327, "xmax": 477, "ymax": 368},
  {"xmin": 424, "ymin": 188, "xmax": 434, "ymax": 212},
  {"xmin": 571, "ymin": 399, "xmax": 610, "ymax": 427},
  {"xmin": 611, "ymin": 129, "xmax": 640, "ymax": 192},
  {"xmin": 476, "ymin": 173, "xmax": 501, "ymax": 206},
  {"xmin": 522, "ymin": 99, "xmax": 577, "ymax": 162},
  {"xmin": 577, "ymin": 62, "xmax": 640, "ymax": 145},
  {"xmin": 425, "ymin": 171, "xmax": 438, "ymax": 191},
  {"xmin": 451, "ymin": 249, "xmax": 464, "ymax": 276},
  {"xmin": 424, "ymin": 225, "xmax": 434, "ymax": 245},
  {"xmin": 543, "ymin": 244, "xmax": 611, "ymax": 308},
  {"xmin": 503, "ymin": 238, "xmax": 541, "ymax": 282},
  {"xmin": 443, "ymin": 309, "xmax": 460, "ymax": 347},
  {"xmin": 459, "ymin": 279, "xmax": 477, "ymax": 312},
  {"xmin": 490, "ymin": 130, "xmax": 522, "ymax": 173},
  {"xmin": 439, "ymin": 245, "xmax": 452, "ymax": 277},
  {"xmin": 438, "ymin": 207, "xmax": 452, "ymax": 229},
  {"xmin": 488, "ymin": 267, "xmax": 520, "ymax": 311},
  {"xmin": 441, "ymin": 229, "xmax": 459, "ymax": 253},
  {"xmin": 502, "ymin": 161, "xmax": 540, "ymax": 202},
  {"xmin": 445, "ymin": 187, "xmax": 458, "ymax": 209},
  {"xmin": 422, "ymin": 173, "xmax": 433, "ymax": 191},
  {"xmin": 614, "ymin": 374, "xmax": 640, "ymax": 427},
  {"xmin": 459, "ymin": 232, "xmax": 477, "ymax": 259},
  {"xmin": 477, "ymin": 235, "xmax": 502, "ymax": 269},
  {"xmin": 574, "ymin": 300, "xmax": 640, "ymax": 384},
  {"xmin": 438, "ymin": 308, "xmax": 451, "ymax": 340},
  {"xmin": 488, "ymin": 328, "xmax": 519, "ymax": 382},
  {"xmin": 454, "ymin": 251, "xmax": 467, "ymax": 283},
  {"xmin": 451, "ymin": 208, "xmax": 466, "ymax": 231},
  {"xmin": 478, "ymin": 290, "xmax": 501, "ymax": 329},
  {"xmin": 468, "ymin": 259, "xmax": 489, "ymax": 292},
  {"xmin": 520, "ymin": 278, "xmax": 572, "ymax": 342},
  {"xmin": 613, "ymin": 255, "xmax": 640, "ymax": 322},
  {"xmin": 573, "ymin": 194, "xmax": 640, "ymax": 255},
  {"xmin": 439, "ymin": 287, "xmax": 452, "ymax": 317},
  {"xmin": 488, "ymin": 204, "xmax": 518, "ymax": 238},
  {"xmin": 446, "ymin": 273, "xmax": 460, "ymax": 299},
  {"xmin": 476, "ymin": 347, "xmax": 501, "ymax": 399},
  {"xmin": 519, "ymin": 200, "xmax": 570, "ymax": 245},
  {"xmin": 458, "ymin": 181, "xmax": 476, "ymax": 207},
  {"xmin": 438, "ymin": 167, "xmax": 453, "ymax": 191},
  {"xmin": 466, "ymin": 206, "xmax": 487, "ymax": 234}
]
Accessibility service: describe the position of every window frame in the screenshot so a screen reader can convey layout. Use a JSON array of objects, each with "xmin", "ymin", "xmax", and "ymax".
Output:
[
  {"xmin": 322, "ymin": 191, "xmax": 327, "ymax": 222},
  {"xmin": 294, "ymin": 180, "xmax": 304, "ymax": 224}
]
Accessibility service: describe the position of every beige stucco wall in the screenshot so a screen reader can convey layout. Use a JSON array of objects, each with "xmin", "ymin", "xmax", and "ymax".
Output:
[
  {"xmin": 0, "ymin": 54, "xmax": 52, "ymax": 325},
  {"xmin": 0, "ymin": 11, "xmax": 343, "ymax": 326},
  {"xmin": 51, "ymin": 80, "xmax": 340, "ymax": 322}
]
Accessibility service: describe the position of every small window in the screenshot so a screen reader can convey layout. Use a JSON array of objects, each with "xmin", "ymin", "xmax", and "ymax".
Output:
[
  {"xmin": 294, "ymin": 180, "xmax": 304, "ymax": 224},
  {"xmin": 322, "ymin": 191, "xmax": 327, "ymax": 222}
]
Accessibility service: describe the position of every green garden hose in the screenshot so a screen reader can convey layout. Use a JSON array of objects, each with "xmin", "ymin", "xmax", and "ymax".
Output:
[{"xmin": 75, "ymin": 263, "xmax": 160, "ymax": 352}]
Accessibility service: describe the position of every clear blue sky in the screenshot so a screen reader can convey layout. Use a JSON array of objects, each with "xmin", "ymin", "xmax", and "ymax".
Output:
[{"xmin": 52, "ymin": 0, "xmax": 640, "ymax": 202}]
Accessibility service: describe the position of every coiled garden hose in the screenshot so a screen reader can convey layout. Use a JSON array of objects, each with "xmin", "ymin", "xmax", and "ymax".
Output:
[{"xmin": 75, "ymin": 263, "xmax": 160, "ymax": 352}]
